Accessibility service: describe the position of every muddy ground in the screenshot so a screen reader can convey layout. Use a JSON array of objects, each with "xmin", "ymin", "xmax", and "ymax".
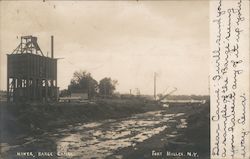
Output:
[{"xmin": 0, "ymin": 99, "xmax": 209, "ymax": 159}]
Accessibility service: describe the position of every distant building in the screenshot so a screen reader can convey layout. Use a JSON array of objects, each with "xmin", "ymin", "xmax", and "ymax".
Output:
[
  {"xmin": 71, "ymin": 89, "xmax": 88, "ymax": 100},
  {"xmin": 71, "ymin": 92, "xmax": 89, "ymax": 100},
  {"xmin": 59, "ymin": 89, "xmax": 88, "ymax": 103}
]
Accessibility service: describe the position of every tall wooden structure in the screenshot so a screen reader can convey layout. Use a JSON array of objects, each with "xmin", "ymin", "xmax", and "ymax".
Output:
[{"xmin": 7, "ymin": 36, "xmax": 58, "ymax": 102}]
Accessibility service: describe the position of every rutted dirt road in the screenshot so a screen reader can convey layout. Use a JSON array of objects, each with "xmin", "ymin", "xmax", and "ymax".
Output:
[
  {"xmin": 55, "ymin": 110, "xmax": 187, "ymax": 159},
  {"xmin": 1, "ymin": 102, "xmax": 209, "ymax": 159}
]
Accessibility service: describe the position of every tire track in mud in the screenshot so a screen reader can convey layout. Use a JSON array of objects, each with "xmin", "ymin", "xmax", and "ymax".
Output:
[{"xmin": 56, "ymin": 110, "xmax": 186, "ymax": 159}]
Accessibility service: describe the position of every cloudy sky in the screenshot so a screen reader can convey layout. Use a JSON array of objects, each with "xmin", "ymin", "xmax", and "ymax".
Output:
[{"xmin": 0, "ymin": 1, "xmax": 209, "ymax": 95}]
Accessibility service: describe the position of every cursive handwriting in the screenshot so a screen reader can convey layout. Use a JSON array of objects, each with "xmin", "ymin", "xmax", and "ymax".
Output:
[
  {"xmin": 212, "ymin": 124, "xmax": 220, "ymax": 156},
  {"xmin": 240, "ymin": 130, "xmax": 250, "ymax": 158},
  {"xmin": 238, "ymin": 94, "xmax": 246, "ymax": 125},
  {"xmin": 211, "ymin": 0, "xmax": 249, "ymax": 158},
  {"xmin": 212, "ymin": 89, "xmax": 220, "ymax": 121}
]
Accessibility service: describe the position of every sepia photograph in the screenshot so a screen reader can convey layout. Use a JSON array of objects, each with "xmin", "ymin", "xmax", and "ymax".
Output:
[{"xmin": 0, "ymin": 1, "xmax": 210, "ymax": 159}]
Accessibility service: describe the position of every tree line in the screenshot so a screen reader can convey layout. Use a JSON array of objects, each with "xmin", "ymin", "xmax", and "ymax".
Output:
[{"xmin": 60, "ymin": 70, "xmax": 118, "ymax": 99}]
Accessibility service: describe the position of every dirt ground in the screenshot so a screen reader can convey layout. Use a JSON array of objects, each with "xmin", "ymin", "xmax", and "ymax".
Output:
[
  {"xmin": 109, "ymin": 103, "xmax": 210, "ymax": 159},
  {"xmin": 0, "ymin": 99, "xmax": 209, "ymax": 159}
]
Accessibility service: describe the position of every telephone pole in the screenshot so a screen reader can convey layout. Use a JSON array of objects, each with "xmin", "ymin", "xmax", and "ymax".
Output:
[{"xmin": 154, "ymin": 72, "xmax": 156, "ymax": 100}]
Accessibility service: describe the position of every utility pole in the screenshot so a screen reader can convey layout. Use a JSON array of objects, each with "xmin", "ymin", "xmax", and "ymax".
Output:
[{"xmin": 154, "ymin": 72, "xmax": 156, "ymax": 100}]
